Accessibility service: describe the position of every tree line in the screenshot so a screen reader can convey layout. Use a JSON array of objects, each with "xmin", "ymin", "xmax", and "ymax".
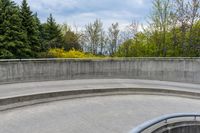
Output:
[
  {"xmin": 0, "ymin": 0, "xmax": 199, "ymax": 59},
  {"xmin": 117, "ymin": 0, "xmax": 200, "ymax": 57},
  {"xmin": 0, "ymin": 0, "xmax": 79, "ymax": 58}
]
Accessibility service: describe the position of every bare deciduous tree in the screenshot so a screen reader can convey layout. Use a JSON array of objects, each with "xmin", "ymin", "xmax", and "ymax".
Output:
[
  {"xmin": 84, "ymin": 19, "xmax": 103, "ymax": 54},
  {"xmin": 119, "ymin": 20, "xmax": 139, "ymax": 43},
  {"xmin": 108, "ymin": 22, "xmax": 120, "ymax": 55},
  {"xmin": 127, "ymin": 20, "xmax": 139, "ymax": 38},
  {"xmin": 99, "ymin": 31, "xmax": 107, "ymax": 55}
]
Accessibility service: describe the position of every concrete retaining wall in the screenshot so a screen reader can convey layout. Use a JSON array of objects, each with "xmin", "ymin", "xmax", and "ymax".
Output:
[{"xmin": 0, "ymin": 58, "xmax": 199, "ymax": 84}]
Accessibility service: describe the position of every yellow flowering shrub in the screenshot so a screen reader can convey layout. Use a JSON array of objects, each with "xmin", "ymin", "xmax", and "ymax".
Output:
[
  {"xmin": 65, "ymin": 49, "xmax": 87, "ymax": 58},
  {"xmin": 47, "ymin": 48, "xmax": 66, "ymax": 58},
  {"xmin": 47, "ymin": 48, "xmax": 96, "ymax": 58}
]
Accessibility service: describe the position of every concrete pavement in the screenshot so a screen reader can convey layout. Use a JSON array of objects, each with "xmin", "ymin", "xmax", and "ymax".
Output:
[
  {"xmin": 0, "ymin": 79, "xmax": 200, "ymax": 99},
  {"xmin": 0, "ymin": 79, "xmax": 200, "ymax": 110},
  {"xmin": 0, "ymin": 79, "xmax": 200, "ymax": 133},
  {"xmin": 1, "ymin": 95, "xmax": 200, "ymax": 133}
]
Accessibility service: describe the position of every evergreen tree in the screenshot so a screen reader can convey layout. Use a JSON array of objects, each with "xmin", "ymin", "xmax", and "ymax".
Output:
[
  {"xmin": 43, "ymin": 14, "xmax": 63, "ymax": 50},
  {"xmin": 0, "ymin": 0, "xmax": 31, "ymax": 58},
  {"xmin": 20, "ymin": 0, "xmax": 40, "ymax": 57},
  {"xmin": 33, "ymin": 13, "xmax": 44, "ymax": 51}
]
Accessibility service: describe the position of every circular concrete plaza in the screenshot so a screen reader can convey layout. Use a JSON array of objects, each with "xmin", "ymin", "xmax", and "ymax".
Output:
[{"xmin": 0, "ymin": 79, "xmax": 200, "ymax": 133}]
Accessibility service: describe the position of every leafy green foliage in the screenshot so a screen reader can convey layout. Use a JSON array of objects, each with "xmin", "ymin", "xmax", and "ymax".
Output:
[
  {"xmin": 116, "ymin": 33, "xmax": 157, "ymax": 57},
  {"xmin": 63, "ymin": 30, "xmax": 81, "ymax": 51},
  {"xmin": 61, "ymin": 24, "xmax": 81, "ymax": 51},
  {"xmin": 0, "ymin": 0, "xmax": 31, "ymax": 59},
  {"xmin": 116, "ymin": 20, "xmax": 200, "ymax": 57}
]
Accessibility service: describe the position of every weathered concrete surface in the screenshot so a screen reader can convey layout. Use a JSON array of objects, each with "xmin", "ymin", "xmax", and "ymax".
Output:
[
  {"xmin": 1, "ymin": 95, "xmax": 200, "ymax": 133},
  {"xmin": 1, "ymin": 79, "xmax": 200, "ymax": 99},
  {"xmin": 0, "ymin": 79, "xmax": 200, "ymax": 133},
  {"xmin": 0, "ymin": 58, "xmax": 200, "ymax": 84},
  {"xmin": 0, "ymin": 79, "xmax": 200, "ymax": 111}
]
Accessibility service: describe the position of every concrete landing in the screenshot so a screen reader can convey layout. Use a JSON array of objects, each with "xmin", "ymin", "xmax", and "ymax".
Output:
[
  {"xmin": 0, "ymin": 79, "xmax": 200, "ymax": 133},
  {"xmin": 0, "ymin": 79, "xmax": 200, "ymax": 111},
  {"xmin": 1, "ymin": 95, "xmax": 200, "ymax": 133}
]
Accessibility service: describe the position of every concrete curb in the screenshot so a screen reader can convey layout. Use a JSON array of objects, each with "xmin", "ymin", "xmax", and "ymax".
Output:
[{"xmin": 1, "ymin": 87, "xmax": 200, "ymax": 111}]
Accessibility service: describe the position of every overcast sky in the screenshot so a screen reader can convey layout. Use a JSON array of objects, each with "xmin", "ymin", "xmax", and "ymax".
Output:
[{"xmin": 13, "ymin": 0, "xmax": 152, "ymax": 30}]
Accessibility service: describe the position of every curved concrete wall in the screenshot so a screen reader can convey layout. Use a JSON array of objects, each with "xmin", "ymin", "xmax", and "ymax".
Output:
[
  {"xmin": 153, "ymin": 121, "xmax": 200, "ymax": 133},
  {"xmin": 0, "ymin": 58, "xmax": 199, "ymax": 84}
]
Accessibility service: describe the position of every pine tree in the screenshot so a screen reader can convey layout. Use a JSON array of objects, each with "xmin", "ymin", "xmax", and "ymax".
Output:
[
  {"xmin": 20, "ymin": 0, "xmax": 40, "ymax": 57},
  {"xmin": 33, "ymin": 13, "xmax": 43, "ymax": 51},
  {"xmin": 0, "ymin": 0, "xmax": 31, "ymax": 59},
  {"xmin": 43, "ymin": 14, "xmax": 63, "ymax": 50}
]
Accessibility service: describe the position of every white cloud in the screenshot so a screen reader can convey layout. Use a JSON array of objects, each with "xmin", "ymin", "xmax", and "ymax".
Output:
[
  {"xmin": 14, "ymin": 0, "xmax": 152, "ymax": 30},
  {"xmin": 137, "ymin": 0, "xmax": 145, "ymax": 5}
]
